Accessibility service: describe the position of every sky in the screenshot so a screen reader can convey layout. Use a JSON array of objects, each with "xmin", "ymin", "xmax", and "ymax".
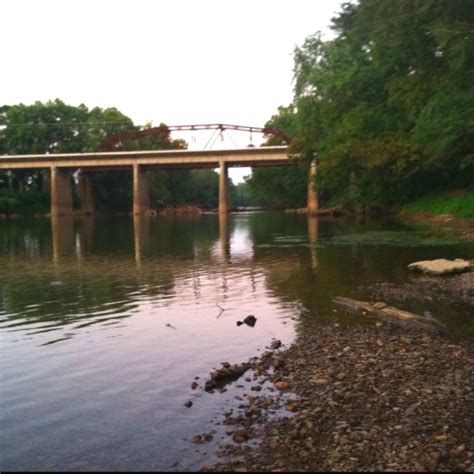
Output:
[{"xmin": 1, "ymin": 0, "xmax": 343, "ymax": 181}]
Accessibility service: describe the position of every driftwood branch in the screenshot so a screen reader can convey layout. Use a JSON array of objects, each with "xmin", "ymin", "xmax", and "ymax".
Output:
[
  {"xmin": 216, "ymin": 303, "xmax": 227, "ymax": 318},
  {"xmin": 333, "ymin": 297, "xmax": 446, "ymax": 333}
]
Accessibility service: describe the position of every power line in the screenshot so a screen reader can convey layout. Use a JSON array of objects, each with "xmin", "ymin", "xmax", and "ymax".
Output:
[{"xmin": 0, "ymin": 121, "xmax": 133, "ymax": 129}]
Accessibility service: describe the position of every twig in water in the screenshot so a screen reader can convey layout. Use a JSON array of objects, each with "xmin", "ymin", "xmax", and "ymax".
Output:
[{"xmin": 216, "ymin": 303, "xmax": 227, "ymax": 318}]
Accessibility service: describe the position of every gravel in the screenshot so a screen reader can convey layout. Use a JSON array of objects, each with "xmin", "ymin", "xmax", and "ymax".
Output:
[{"xmin": 201, "ymin": 324, "xmax": 473, "ymax": 472}]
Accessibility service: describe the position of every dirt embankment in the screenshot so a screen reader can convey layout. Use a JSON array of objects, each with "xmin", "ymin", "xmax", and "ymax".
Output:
[
  {"xmin": 400, "ymin": 213, "xmax": 474, "ymax": 243},
  {"xmin": 202, "ymin": 325, "xmax": 473, "ymax": 472}
]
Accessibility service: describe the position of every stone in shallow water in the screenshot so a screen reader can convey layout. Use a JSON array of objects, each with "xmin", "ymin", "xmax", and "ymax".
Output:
[{"xmin": 407, "ymin": 258, "xmax": 471, "ymax": 275}]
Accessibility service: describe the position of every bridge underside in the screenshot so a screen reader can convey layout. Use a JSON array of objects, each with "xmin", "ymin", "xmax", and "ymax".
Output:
[{"xmin": 0, "ymin": 147, "xmax": 318, "ymax": 215}]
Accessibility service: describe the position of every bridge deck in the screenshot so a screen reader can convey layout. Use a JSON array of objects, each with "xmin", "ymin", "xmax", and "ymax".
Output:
[{"xmin": 0, "ymin": 146, "xmax": 290, "ymax": 170}]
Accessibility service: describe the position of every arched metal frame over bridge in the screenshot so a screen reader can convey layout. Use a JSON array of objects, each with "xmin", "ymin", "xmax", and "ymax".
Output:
[
  {"xmin": 99, "ymin": 123, "xmax": 291, "ymax": 151},
  {"xmin": 0, "ymin": 124, "xmax": 318, "ymax": 216}
]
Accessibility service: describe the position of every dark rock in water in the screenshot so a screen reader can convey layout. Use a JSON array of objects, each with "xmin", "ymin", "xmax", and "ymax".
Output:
[
  {"xmin": 184, "ymin": 400, "xmax": 193, "ymax": 408},
  {"xmin": 244, "ymin": 315, "xmax": 257, "ymax": 326},
  {"xmin": 237, "ymin": 315, "xmax": 257, "ymax": 327},
  {"xmin": 205, "ymin": 363, "xmax": 250, "ymax": 391},
  {"xmin": 270, "ymin": 339, "xmax": 282, "ymax": 350}
]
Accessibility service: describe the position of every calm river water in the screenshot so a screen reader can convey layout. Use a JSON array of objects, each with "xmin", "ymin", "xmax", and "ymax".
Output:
[{"xmin": 1, "ymin": 212, "xmax": 473, "ymax": 471}]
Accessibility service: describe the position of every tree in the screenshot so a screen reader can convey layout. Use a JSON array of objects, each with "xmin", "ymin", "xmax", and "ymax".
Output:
[
  {"xmin": 0, "ymin": 100, "xmax": 224, "ymax": 213},
  {"xmin": 276, "ymin": 0, "xmax": 474, "ymax": 211}
]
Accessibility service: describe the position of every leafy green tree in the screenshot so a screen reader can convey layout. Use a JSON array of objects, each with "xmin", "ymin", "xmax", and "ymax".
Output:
[
  {"xmin": 0, "ymin": 100, "xmax": 221, "ymax": 213},
  {"xmin": 246, "ymin": 104, "xmax": 308, "ymax": 208},
  {"xmin": 281, "ymin": 0, "xmax": 474, "ymax": 211}
]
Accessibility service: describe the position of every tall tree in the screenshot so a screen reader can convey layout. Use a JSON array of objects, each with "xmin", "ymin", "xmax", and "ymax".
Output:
[{"xmin": 285, "ymin": 0, "xmax": 474, "ymax": 210}]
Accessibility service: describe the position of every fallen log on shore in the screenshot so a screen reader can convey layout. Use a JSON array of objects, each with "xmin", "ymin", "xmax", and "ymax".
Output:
[
  {"xmin": 286, "ymin": 207, "xmax": 348, "ymax": 217},
  {"xmin": 204, "ymin": 362, "xmax": 250, "ymax": 392},
  {"xmin": 333, "ymin": 296, "xmax": 446, "ymax": 333}
]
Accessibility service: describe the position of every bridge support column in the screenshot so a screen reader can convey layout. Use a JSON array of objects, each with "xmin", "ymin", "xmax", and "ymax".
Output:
[
  {"xmin": 42, "ymin": 169, "xmax": 51, "ymax": 194},
  {"xmin": 51, "ymin": 215, "xmax": 74, "ymax": 262},
  {"xmin": 133, "ymin": 164, "xmax": 150, "ymax": 215},
  {"xmin": 219, "ymin": 161, "xmax": 230, "ymax": 214},
  {"xmin": 51, "ymin": 167, "xmax": 73, "ymax": 216},
  {"xmin": 307, "ymin": 160, "xmax": 318, "ymax": 214},
  {"xmin": 77, "ymin": 170, "xmax": 95, "ymax": 215}
]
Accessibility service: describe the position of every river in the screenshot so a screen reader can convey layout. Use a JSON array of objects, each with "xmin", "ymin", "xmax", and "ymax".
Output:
[{"xmin": 1, "ymin": 212, "xmax": 473, "ymax": 471}]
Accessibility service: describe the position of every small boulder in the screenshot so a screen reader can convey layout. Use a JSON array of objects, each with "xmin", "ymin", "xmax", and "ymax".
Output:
[
  {"xmin": 408, "ymin": 258, "xmax": 471, "ymax": 275},
  {"xmin": 236, "ymin": 315, "xmax": 257, "ymax": 327},
  {"xmin": 274, "ymin": 380, "xmax": 289, "ymax": 391},
  {"xmin": 204, "ymin": 363, "xmax": 250, "ymax": 391},
  {"xmin": 232, "ymin": 430, "xmax": 249, "ymax": 443},
  {"xmin": 270, "ymin": 339, "xmax": 282, "ymax": 349}
]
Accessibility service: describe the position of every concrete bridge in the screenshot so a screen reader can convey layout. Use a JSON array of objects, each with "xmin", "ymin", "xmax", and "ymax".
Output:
[{"xmin": 0, "ymin": 146, "xmax": 318, "ymax": 215}]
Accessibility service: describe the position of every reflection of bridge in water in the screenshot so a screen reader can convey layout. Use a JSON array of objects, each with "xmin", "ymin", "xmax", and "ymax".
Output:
[
  {"xmin": 0, "ymin": 146, "xmax": 319, "ymax": 215},
  {"xmin": 51, "ymin": 213, "xmax": 319, "ymax": 270}
]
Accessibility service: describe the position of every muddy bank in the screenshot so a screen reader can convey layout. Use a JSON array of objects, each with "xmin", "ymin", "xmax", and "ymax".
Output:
[
  {"xmin": 203, "ymin": 324, "xmax": 473, "ymax": 472},
  {"xmin": 400, "ymin": 213, "xmax": 474, "ymax": 243}
]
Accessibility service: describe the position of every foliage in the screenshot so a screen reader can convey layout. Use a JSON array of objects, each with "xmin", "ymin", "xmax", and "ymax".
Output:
[
  {"xmin": 149, "ymin": 169, "xmax": 219, "ymax": 209},
  {"xmin": 245, "ymin": 166, "xmax": 308, "ymax": 208},
  {"xmin": 0, "ymin": 100, "xmax": 224, "ymax": 212},
  {"xmin": 402, "ymin": 189, "xmax": 474, "ymax": 218},
  {"xmin": 250, "ymin": 0, "xmax": 474, "ymax": 212},
  {"xmin": 245, "ymin": 104, "xmax": 308, "ymax": 208},
  {"xmin": 0, "ymin": 190, "xmax": 49, "ymax": 215}
]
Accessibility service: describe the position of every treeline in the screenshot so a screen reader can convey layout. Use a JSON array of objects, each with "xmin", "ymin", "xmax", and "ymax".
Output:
[
  {"xmin": 247, "ymin": 0, "xmax": 473, "ymax": 211},
  {"xmin": 0, "ymin": 100, "xmax": 229, "ymax": 213}
]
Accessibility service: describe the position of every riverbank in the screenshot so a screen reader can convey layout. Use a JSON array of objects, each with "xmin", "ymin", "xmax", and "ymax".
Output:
[
  {"xmin": 399, "ymin": 212, "xmax": 474, "ymax": 243},
  {"xmin": 367, "ymin": 266, "xmax": 474, "ymax": 307},
  {"xmin": 204, "ymin": 324, "xmax": 473, "ymax": 472},
  {"xmin": 401, "ymin": 190, "xmax": 474, "ymax": 219}
]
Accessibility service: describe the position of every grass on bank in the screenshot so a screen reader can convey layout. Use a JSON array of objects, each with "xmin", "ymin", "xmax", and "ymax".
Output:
[{"xmin": 402, "ymin": 189, "xmax": 474, "ymax": 218}]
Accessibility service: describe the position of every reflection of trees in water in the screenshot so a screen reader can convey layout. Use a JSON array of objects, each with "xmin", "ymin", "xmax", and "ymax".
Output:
[
  {"xmin": 0, "ymin": 215, "xmax": 234, "ymax": 334},
  {"xmin": 0, "ymin": 217, "xmax": 52, "ymax": 256},
  {"xmin": 2, "ymin": 213, "xmax": 466, "ymax": 339},
  {"xmin": 245, "ymin": 214, "xmax": 429, "ymax": 329}
]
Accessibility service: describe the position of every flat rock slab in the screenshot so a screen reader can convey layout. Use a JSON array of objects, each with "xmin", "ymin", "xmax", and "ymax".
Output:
[{"xmin": 408, "ymin": 258, "xmax": 471, "ymax": 275}]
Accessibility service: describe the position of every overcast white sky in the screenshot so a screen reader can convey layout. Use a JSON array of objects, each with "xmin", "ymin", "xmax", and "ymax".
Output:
[{"xmin": 1, "ymin": 0, "xmax": 343, "ymax": 181}]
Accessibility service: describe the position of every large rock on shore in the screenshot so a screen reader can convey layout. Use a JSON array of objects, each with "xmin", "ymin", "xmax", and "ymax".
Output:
[{"xmin": 408, "ymin": 258, "xmax": 471, "ymax": 275}]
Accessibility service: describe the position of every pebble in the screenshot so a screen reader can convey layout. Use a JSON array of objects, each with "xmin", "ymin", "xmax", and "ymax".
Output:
[
  {"xmin": 274, "ymin": 381, "xmax": 289, "ymax": 391},
  {"xmin": 206, "ymin": 325, "xmax": 473, "ymax": 472}
]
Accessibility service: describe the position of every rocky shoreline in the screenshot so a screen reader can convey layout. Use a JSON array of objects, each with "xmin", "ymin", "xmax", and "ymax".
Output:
[
  {"xmin": 199, "ymin": 324, "xmax": 473, "ymax": 472},
  {"xmin": 367, "ymin": 271, "xmax": 474, "ymax": 307}
]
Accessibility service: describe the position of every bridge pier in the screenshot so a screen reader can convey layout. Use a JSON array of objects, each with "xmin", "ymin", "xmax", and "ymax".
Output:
[
  {"xmin": 51, "ymin": 215, "xmax": 74, "ymax": 262},
  {"xmin": 134, "ymin": 214, "xmax": 151, "ymax": 266},
  {"xmin": 133, "ymin": 164, "xmax": 150, "ymax": 215},
  {"xmin": 77, "ymin": 170, "xmax": 95, "ymax": 215},
  {"xmin": 307, "ymin": 160, "xmax": 318, "ymax": 214},
  {"xmin": 219, "ymin": 161, "xmax": 230, "ymax": 214},
  {"xmin": 42, "ymin": 169, "xmax": 51, "ymax": 194},
  {"xmin": 51, "ymin": 167, "xmax": 73, "ymax": 216}
]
